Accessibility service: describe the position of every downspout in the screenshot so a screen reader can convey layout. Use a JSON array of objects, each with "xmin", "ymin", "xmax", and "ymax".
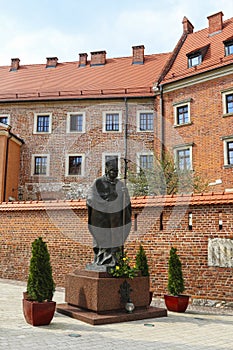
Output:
[
  {"xmin": 159, "ymin": 84, "xmax": 165, "ymax": 162},
  {"xmin": 3, "ymin": 132, "xmax": 12, "ymax": 202},
  {"xmin": 122, "ymin": 97, "xmax": 129, "ymax": 255}
]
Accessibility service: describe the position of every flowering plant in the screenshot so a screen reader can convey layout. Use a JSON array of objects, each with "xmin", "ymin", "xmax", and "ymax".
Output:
[{"xmin": 109, "ymin": 251, "xmax": 137, "ymax": 279}]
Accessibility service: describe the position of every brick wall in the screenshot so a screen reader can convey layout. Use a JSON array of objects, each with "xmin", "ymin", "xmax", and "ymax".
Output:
[{"xmin": 0, "ymin": 193, "xmax": 232, "ymax": 302}]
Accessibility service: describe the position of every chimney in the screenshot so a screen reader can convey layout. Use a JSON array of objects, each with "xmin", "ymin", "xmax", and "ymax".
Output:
[
  {"xmin": 207, "ymin": 12, "xmax": 223, "ymax": 35},
  {"xmin": 46, "ymin": 57, "xmax": 58, "ymax": 68},
  {"xmin": 10, "ymin": 58, "xmax": 20, "ymax": 71},
  {"xmin": 79, "ymin": 53, "xmax": 88, "ymax": 67},
  {"xmin": 90, "ymin": 51, "xmax": 106, "ymax": 66},
  {"xmin": 132, "ymin": 45, "xmax": 145, "ymax": 64},
  {"xmin": 182, "ymin": 17, "xmax": 194, "ymax": 34}
]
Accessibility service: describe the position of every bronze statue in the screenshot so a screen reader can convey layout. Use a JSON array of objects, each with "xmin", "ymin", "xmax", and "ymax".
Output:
[{"xmin": 86, "ymin": 158, "xmax": 131, "ymax": 268}]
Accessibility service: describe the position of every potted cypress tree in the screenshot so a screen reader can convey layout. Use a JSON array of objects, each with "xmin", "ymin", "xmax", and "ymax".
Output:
[
  {"xmin": 135, "ymin": 244, "xmax": 153, "ymax": 304},
  {"xmin": 164, "ymin": 247, "xmax": 190, "ymax": 312},
  {"xmin": 23, "ymin": 237, "xmax": 56, "ymax": 326}
]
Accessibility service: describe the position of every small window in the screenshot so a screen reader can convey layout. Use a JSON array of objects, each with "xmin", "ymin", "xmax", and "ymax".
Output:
[
  {"xmin": 224, "ymin": 40, "xmax": 233, "ymax": 56},
  {"xmin": 174, "ymin": 146, "xmax": 192, "ymax": 171},
  {"xmin": 103, "ymin": 112, "xmax": 122, "ymax": 132},
  {"xmin": 224, "ymin": 140, "xmax": 233, "ymax": 166},
  {"xmin": 67, "ymin": 113, "xmax": 85, "ymax": 133},
  {"xmin": 137, "ymin": 153, "xmax": 153, "ymax": 173},
  {"xmin": 222, "ymin": 91, "xmax": 233, "ymax": 115},
  {"xmin": 188, "ymin": 53, "xmax": 202, "ymax": 68},
  {"xmin": 137, "ymin": 111, "xmax": 154, "ymax": 131},
  {"xmin": 32, "ymin": 155, "xmax": 49, "ymax": 176},
  {"xmin": 34, "ymin": 113, "xmax": 52, "ymax": 134},
  {"xmin": 67, "ymin": 155, "xmax": 84, "ymax": 176},
  {"xmin": 102, "ymin": 153, "xmax": 120, "ymax": 175},
  {"xmin": 0, "ymin": 115, "xmax": 10, "ymax": 125}
]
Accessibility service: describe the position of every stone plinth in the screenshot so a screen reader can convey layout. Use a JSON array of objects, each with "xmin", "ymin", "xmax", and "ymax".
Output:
[{"xmin": 65, "ymin": 269, "xmax": 150, "ymax": 313}]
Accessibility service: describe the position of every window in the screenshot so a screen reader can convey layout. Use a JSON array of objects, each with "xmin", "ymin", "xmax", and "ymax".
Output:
[
  {"xmin": 67, "ymin": 113, "xmax": 85, "ymax": 133},
  {"xmin": 102, "ymin": 153, "xmax": 120, "ymax": 175},
  {"xmin": 173, "ymin": 101, "xmax": 191, "ymax": 126},
  {"xmin": 34, "ymin": 113, "xmax": 52, "ymax": 134},
  {"xmin": 66, "ymin": 155, "xmax": 84, "ymax": 176},
  {"xmin": 32, "ymin": 155, "xmax": 49, "ymax": 176},
  {"xmin": 222, "ymin": 91, "xmax": 233, "ymax": 115},
  {"xmin": 103, "ymin": 112, "xmax": 122, "ymax": 132},
  {"xmin": 223, "ymin": 138, "xmax": 233, "ymax": 166},
  {"xmin": 224, "ymin": 40, "xmax": 233, "ymax": 56},
  {"xmin": 0, "ymin": 115, "xmax": 10, "ymax": 125},
  {"xmin": 174, "ymin": 145, "xmax": 193, "ymax": 170},
  {"xmin": 187, "ymin": 45, "xmax": 209, "ymax": 68},
  {"xmin": 137, "ymin": 153, "xmax": 153, "ymax": 173},
  {"xmin": 137, "ymin": 111, "xmax": 154, "ymax": 131},
  {"xmin": 188, "ymin": 53, "xmax": 202, "ymax": 68}
]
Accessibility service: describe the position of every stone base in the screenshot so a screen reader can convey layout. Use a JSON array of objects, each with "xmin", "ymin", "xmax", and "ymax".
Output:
[
  {"xmin": 65, "ymin": 269, "xmax": 150, "ymax": 312},
  {"xmin": 56, "ymin": 303, "xmax": 167, "ymax": 325}
]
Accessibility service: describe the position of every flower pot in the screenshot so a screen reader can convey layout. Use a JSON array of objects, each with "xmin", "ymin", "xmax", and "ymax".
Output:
[
  {"xmin": 164, "ymin": 294, "xmax": 189, "ymax": 313},
  {"xmin": 23, "ymin": 298, "xmax": 56, "ymax": 326}
]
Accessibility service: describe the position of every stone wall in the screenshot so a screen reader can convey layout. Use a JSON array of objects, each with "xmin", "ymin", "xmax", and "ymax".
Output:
[{"xmin": 0, "ymin": 193, "xmax": 233, "ymax": 302}]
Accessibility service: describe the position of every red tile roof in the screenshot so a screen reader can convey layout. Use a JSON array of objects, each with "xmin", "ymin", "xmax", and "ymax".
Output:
[
  {"xmin": 1, "ymin": 192, "xmax": 233, "ymax": 211},
  {"xmin": 162, "ymin": 15, "xmax": 233, "ymax": 84},
  {"xmin": 0, "ymin": 52, "xmax": 170, "ymax": 101}
]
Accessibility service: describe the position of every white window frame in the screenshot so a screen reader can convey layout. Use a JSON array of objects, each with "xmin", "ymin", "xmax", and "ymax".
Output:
[
  {"xmin": 174, "ymin": 145, "xmax": 193, "ymax": 171},
  {"xmin": 65, "ymin": 153, "xmax": 85, "ymax": 176},
  {"xmin": 188, "ymin": 53, "xmax": 202, "ymax": 68},
  {"xmin": 0, "ymin": 114, "xmax": 10, "ymax": 125},
  {"xmin": 222, "ymin": 90, "xmax": 233, "ymax": 116},
  {"xmin": 102, "ymin": 111, "xmax": 122, "ymax": 133},
  {"xmin": 33, "ymin": 113, "xmax": 52, "ymax": 134},
  {"xmin": 136, "ymin": 152, "xmax": 154, "ymax": 173},
  {"xmin": 136, "ymin": 110, "xmax": 154, "ymax": 132},
  {"xmin": 31, "ymin": 154, "xmax": 50, "ymax": 176},
  {"xmin": 223, "ymin": 137, "xmax": 233, "ymax": 167},
  {"xmin": 102, "ymin": 153, "xmax": 121, "ymax": 176},
  {"xmin": 174, "ymin": 102, "xmax": 191, "ymax": 126},
  {"xmin": 66, "ymin": 112, "xmax": 86, "ymax": 133}
]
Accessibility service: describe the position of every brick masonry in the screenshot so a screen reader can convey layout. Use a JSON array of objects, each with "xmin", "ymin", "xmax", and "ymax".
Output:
[{"xmin": 0, "ymin": 193, "xmax": 232, "ymax": 302}]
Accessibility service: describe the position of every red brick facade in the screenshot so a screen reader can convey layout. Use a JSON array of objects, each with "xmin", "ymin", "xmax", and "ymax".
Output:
[{"xmin": 0, "ymin": 193, "xmax": 232, "ymax": 302}]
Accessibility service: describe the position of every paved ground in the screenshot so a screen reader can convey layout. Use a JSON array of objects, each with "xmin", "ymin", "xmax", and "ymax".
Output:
[{"xmin": 0, "ymin": 279, "xmax": 233, "ymax": 350}]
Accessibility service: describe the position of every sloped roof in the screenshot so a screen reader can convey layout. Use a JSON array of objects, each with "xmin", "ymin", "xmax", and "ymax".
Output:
[
  {"xmin": 161, "ymin": 15, "xmax": 233, "ymax": 84},
  {"xmin": 0, "ymin": 52, "xmax": 170, "ymax": 101}
]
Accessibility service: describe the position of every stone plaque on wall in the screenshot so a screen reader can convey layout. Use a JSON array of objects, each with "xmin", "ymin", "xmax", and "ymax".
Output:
[{"xmin": 208, "ymin": 238, "xmax": 233, "ymax": 267}]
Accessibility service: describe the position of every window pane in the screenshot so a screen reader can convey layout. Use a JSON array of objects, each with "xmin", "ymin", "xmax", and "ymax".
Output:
[
  {"xmin": 69, "ymin": 156, "xmax": 82, "ymax": 175},
  {"xmin": 139, "ymin": 113, "xmax": 153, "ymax": 131},
  {"xmin": 227, "ymin": 142, "xmax": 233, "ymax": 165},
  {"xmin": 34, "ymin": 157, "xmax": 47, "ymax": 175},
  {"xmin": 105, "ymin": 114, "xmax": 119, "ymax": 131},
  {"xmin": 177, "ymin": 149, "xmax": 190, "ymax": 170},
  {"xmin": 37, "ymin": 116, "xmax": 50, "ymax": 132},
  {"xmin": 226, "ymin": 94, "xmax": 233, "ymax": 114},
  {"xmin": 177, "ymin": 105, "xmax": 188, "ymax": 124},
  {"xmin": 139, "ymin": 155, "xmax": 153, "ymax": 170},
  {"xmin": 70, "ymin": 114, "xmax": 83, "ymax": 132},
  {"xmin": 0, "ymin": 116, "xmax": 8, "ymax": 124},
  {"xmin": 188, "ymin": 54, "xmax": 201, "ymax": 67},
  {"xmin": 225, "ymin": 42, "xmax": 233, "ymax": 56}
]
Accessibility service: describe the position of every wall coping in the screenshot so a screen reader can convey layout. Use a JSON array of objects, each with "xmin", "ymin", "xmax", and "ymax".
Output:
[{"xmin": 0, "ymin": 191, "xmax": 233, "ymax": 211}]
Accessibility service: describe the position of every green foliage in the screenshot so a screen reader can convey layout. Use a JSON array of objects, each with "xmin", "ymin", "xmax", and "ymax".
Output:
[
  {"xmin": 27, "ymin": 237, "xmax": 55, "ymax": 302},
  {"xmin": 109, "ymin": 251, "xmax": 137, "ymax": 279},
  {"xmin": 167, "ymin": 247, "xmax": 185, "ymax": 296},
  {"xmin": 135, "ymin": 244, "xmax": 149, "ymax": 276},
  {"xmin": 127, "ymin": 152, "xmax": 208, "ymax": 196}
]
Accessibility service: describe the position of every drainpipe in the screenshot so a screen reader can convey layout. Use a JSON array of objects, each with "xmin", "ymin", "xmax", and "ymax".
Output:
[
  {"xmin": 3, "ymin": 132, "xmax": 12, "ymax": 202},
  {"xmin": 159, "ymin": 84, "xmax": 165, "ymax": 162},
  {"xmin": 124, "ymin": 97, "xmax": 129, "ymax": 184}
]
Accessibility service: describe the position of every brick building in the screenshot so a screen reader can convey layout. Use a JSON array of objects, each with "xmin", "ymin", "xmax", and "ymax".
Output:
[{"xmin": 0, "ymin": 11, "xmax": 232, "ymax": 200}]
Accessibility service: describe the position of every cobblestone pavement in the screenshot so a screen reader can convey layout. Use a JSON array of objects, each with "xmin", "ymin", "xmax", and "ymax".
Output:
[{"xmin": 0, "ymin": 279, "xmax": 233, "ymax": 350}]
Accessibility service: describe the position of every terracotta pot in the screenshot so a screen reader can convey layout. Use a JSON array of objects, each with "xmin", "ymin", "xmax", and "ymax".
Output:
[
  {"xmin": 164, "ymin": 294, "xmax": 190, "ymax": 313},
  {"xmin": 23, "ymin": 298, "xmax": 56, "ymax": 326}
]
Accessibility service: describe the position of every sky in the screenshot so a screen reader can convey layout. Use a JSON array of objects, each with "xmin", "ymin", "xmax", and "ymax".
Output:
[{"xmin": 0, "ymin": 0, "xmax": 232, "ymax": 66}]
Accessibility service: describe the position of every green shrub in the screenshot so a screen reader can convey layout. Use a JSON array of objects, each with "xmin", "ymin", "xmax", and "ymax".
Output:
[
  {"xmin": 135, "ymin": 244, "xmax": 149, "ymax": 276},
  {"xmin": 27, "ymin": 237, "xmax": 55, "ymax": 302},
  {"xmin": 167, "ymin": 247, "xmax": 185, "ymax": 296}
]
